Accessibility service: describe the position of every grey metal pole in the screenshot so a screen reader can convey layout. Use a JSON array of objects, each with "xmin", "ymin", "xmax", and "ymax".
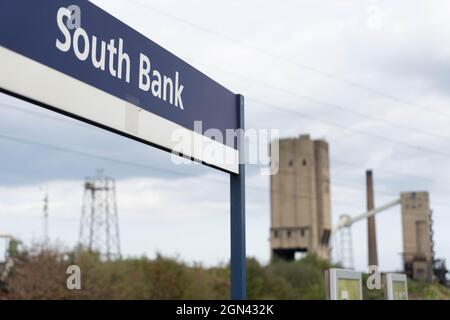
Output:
[{"xmin": 230, "ymin": 94, "xmax": 246, "ymax": 300}]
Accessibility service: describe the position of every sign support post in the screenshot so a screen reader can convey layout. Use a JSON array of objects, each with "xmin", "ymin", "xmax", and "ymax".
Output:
[{"xmin": 230, "ymin": 94, "xmax": 246, "ymax": 300}]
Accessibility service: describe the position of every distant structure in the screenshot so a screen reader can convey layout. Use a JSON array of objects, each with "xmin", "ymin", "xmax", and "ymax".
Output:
[
  {"xmin": 79, "ymin": 172, "xmax": 121, "ymax": 260},
  {"xmin": 0, "ymin": 234, "xmax": 19, "ymax": 287},
  {"xmin": 270, "ymin": 134, "xmax": 332, "ymax": 261},
  {"xmin": 401, "ymin": 192, "xmax": 433, "ymax": 282},
  {"xmin": 43, "ymin": 190, "xmax": 49, "ymax": 246}
]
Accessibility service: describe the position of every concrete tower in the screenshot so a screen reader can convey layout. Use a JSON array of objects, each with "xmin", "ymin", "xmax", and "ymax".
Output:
[
  {"xmin": 270, "ymin": 134, "xmax": 332, "ymax": 261},
  {"xmin": 400, "ymin": 191, "xmax": 433, "ymax": 282}
]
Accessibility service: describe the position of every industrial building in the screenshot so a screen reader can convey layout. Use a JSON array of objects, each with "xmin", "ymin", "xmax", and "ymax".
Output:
[
  {"xmin": 401, "ymin": 192, "xmax": 433, "ymax": 282},
  {"xmin": 269, "ymin": 134, "xmax": 444, "ymax": 284},
  {"xmin": 335, "ymin": 189, "xmax": 436, "ymax": 282},
  {"xmin": 270, "ymin": 135, "xmax": 332, "ymax": 261}
]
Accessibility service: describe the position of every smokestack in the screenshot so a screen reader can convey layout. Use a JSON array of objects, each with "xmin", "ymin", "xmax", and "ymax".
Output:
[{"xmin": 366, "ymin": 170, "xmax": 378, "ymax": 266}]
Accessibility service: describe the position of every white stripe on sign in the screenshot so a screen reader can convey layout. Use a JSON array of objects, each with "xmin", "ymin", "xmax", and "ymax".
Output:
[{"xmin": 0, "ymin": 46, "xmax": 239, "ymax": 174}]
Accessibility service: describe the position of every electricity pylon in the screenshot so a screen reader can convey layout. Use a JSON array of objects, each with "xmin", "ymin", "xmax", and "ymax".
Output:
[{"xmin": 79, "ymin": 172, "xmax": 121, "ymax": 260}]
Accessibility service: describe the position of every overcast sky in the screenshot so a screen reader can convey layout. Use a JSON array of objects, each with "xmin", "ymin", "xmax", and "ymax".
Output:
[{"xmin": 1, "ymin": 0, "xmax": 450, "ymax": 272}]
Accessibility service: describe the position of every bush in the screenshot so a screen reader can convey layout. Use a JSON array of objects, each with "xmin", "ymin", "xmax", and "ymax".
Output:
[{"xmin": 2, "ymin": 245, "xmax": 449, "ymax": 300}]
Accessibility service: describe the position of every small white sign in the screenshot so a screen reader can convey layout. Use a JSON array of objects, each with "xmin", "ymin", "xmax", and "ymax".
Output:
[
  {"xmin": 385, "ymin": 273, "xmax": 408, "ymax": 300},
  {"xmin": 326, "ymin": 268, "xmax": 363, "ymax": 300}
]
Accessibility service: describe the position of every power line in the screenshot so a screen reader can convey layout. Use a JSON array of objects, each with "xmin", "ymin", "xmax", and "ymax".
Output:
[
  {"xmin": 3, "ymin": 95, "xmax": 449, "ymax": 191},
  {"xmin": 0, "ymin": 101, "xmax": 93, "ymax": 130},
  {"xmin": 273, "ymin": 169, "xmax": 450, "ymax": 208},
  {"xmin": 2, "ymin": 2, "xmax": 444, "ymax": 209},
  {"xmin": 3, "ymin": 80, "xmax": 449, "ymax": 207},
  {"xmin": 0, "ymin": 131, "xmax": 362, "ymax": 208},
  {"xmin": 330, "ymin": 158, "xmax": 449, "ymax": 187},
  {"xmin": 110, "ymin": 0, "xmax": 450, "ymax": 208},
  {"xmin": 247, "ymin": 96, "xmax": 450, "ymax": 160},
  {"xmin": 2, "ymin": 33, "xmax": 448, "ymax": 189},
  {"xmin": 7, "ymin": 73, "xmax": 450, "ymax": 168},
  {"xmin": 2, "ymin": 97, "xmax": 450, "ymax": 206},
  {"xmin": 246, "ymin": 179, "xmax": 362, "ymax": 209},
  {"xmin": 0, "ymin": 132, "xmax": 189, "ymax": 177},
  {"xmin": 6, "ymin": 71, "xmax": 450, "ymax": 165},
  {"xmin": 2, "ymin": 131, "xmax": 450, "ymax": 214},
  {"xmin": 333, "ymin": 179, "xmax": 450, "ymax": 208},
  {"xmin": 206, "ymin": 65, "xmax": 450, "ymax": 143},
  {"xmin": 125, "ymin": 0, "xmax": 450, "ymax": 120}
]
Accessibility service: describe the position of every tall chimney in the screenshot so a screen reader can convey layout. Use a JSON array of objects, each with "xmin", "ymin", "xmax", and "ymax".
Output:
[{"xmin": 366, "ymin": 170, "xmax": 378, "ymax": 266}]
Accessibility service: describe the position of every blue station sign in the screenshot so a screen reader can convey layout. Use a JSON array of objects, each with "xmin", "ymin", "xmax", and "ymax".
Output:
[{"xmin": 0, "ymin": 0, "xmax": 240, "ymax": 173}]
